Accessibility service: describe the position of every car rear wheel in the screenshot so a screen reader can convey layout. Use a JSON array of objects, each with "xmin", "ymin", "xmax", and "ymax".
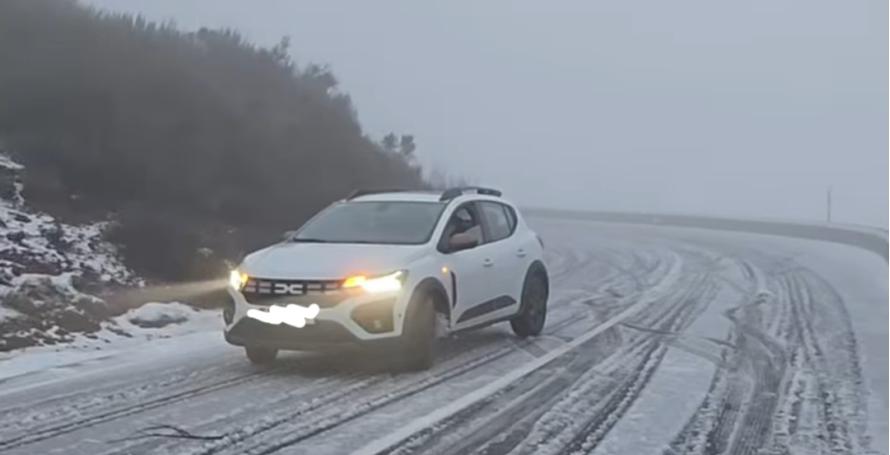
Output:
[
  {"xmin": 511, "ymin": 269, "xmax": 548, "ymax": 337},
  {"xmin": 398, "ymin": 293, "xmax": 437, "ymax": 371},
  {"xmin": 245, "ymin": 346, "xmax": 278, "ymax": 365}
]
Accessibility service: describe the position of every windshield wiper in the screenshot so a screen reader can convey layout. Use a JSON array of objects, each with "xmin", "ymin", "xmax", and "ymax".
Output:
[{"xmin": 289, "ymin": 238, "xmax": 330, "ymax": 243}]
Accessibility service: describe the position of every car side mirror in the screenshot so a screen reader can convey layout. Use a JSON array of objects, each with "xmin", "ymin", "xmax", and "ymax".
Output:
[{"xmin": 448, "ymin": 232, "xmax": 478, "ymax": 253}]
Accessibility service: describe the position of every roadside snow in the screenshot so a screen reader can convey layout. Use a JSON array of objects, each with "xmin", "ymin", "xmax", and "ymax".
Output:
[
  {"xmin": 0, "ymin": 305, "xmax": 22, "ymax": 320},
  {"xmin": 103, "ymin": 302, "xmax": 219, "ymax": 345},
  {"xmin": 0, "ymin": 303, "xmax": 221, "ymax": 391},
  {"xmin": 0, "ymin": 153, "xmax": 23, "ymax": 171},
  {"xmin": 124, "ymin": 302, "xmax": 195, "ymax": 328}
]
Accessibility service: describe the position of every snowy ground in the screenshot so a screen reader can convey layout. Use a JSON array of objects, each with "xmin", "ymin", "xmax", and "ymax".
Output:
[
  {"xmin": 0, "ymin": 302, "xmax": 219, "ymax": 390},
  {"xmin": 0, "ymin": 218, "xmax": 885, "ymax": 455}
]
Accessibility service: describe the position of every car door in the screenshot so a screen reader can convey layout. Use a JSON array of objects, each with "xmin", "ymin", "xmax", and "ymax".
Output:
[
  {"xmin": 477, "ymin": 201, "xmax": 526, "ymax": 313},
  {"xmin": 437, "ymin": 202, "xmax": 500, "ymax": 327}
]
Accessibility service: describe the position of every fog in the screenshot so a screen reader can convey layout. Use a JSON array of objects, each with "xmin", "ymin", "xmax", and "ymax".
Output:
[{"xmin": 84, "ymin": 0, "xmax": 888, "ymax": 227}]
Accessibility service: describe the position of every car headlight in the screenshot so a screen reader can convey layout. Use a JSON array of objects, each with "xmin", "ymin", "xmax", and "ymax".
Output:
[
  {"xmin": 342, "ymin": 271, "xmax": 405, "ymax": 293},
  {"xmin": 229, "ymin": 269, "xmax": 249, "ymax": 290}
]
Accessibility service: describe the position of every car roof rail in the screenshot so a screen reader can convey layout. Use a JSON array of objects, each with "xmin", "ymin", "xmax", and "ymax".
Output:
[
  {"xmin": 345, "ymin": 188, "xmax": 413, "ymax": 200},
  {"xmin": 439, "ymin": 186, "xmax": 502, "ymax": 202}
]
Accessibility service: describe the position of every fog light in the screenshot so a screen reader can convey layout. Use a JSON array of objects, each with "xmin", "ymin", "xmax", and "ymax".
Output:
[{"xmin": 351, "ymin": 298, "xmax": 395, "ymax": 334}]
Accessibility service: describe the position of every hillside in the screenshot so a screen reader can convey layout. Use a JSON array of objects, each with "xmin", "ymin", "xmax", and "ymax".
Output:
[
  {"xmin": 0, "ymin": 0, "xmax": 426, "ymax": 281},
  {"xmin": 0, "ymin": 152, "xmax": 138, "ymax": 350}
]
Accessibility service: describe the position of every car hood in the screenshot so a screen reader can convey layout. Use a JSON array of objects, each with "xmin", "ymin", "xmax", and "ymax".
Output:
[{"xmin": 240, "ymin": 242, "xmax": 428, "ymax": 280}]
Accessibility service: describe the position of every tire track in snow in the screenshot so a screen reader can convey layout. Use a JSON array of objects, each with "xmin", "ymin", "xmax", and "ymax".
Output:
[
  {"xmin": 110, "ymin": 246, "xmax": 658, "ymax": 455},
  {"xmin": 559, "ymin": 275, "xmax": 716, "ymax": 455},
  {"xmin": 500, "ymin": 270, "xmax": 716, "ymax": 455},
  {"xmin": 0, "ymin": 357, "xmax": 261, "ymax": 434},
  {"xmin": 0, "ymin": 368, "xmax": 273, "ymax": 451},
  {"xmin": 179, "ymin": 286, "xmax": 648, "ymax": 455},
  {"xmin": 0, "ymin": 228, "xmax": 684, "ymax": 455},
  {"xmin": 668, "ymin": 255, "xmax": 873, "ymax": 455},
  {"xmin": 348, "ymin": 252, "xmax": 686, "ymax": 455},
  {"xmin": 0, "ymin": 230, "xmax": 602, "ymax": 453}
]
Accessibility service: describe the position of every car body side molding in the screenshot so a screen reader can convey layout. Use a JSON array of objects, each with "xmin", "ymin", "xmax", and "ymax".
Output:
[{"xmin": 456, "ymin": 295, "xmax": 517, "ymax": 323}]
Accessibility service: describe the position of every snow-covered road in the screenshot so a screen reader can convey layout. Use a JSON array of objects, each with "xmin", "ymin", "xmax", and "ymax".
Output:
[{"xmin": 0, "ymin": 218, "xmax": 885, "ymax": 455}]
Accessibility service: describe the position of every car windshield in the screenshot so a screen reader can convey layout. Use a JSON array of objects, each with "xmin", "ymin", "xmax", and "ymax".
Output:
[{"xmin": 291, "ymin": 201, "xmax": 446, "ymax": 245}]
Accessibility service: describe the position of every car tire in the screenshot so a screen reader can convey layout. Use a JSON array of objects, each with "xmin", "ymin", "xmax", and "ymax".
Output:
[
  {"xmin": 510, "ymin": 268, "xmax": 548, "ymax": 338},
  {"xmin": 245, "ymin": 346, "xmax": 278, "ymax": 365},
  {"xmin": 398, "ymin": 292, "xmax": 437, "ymax": 371}
]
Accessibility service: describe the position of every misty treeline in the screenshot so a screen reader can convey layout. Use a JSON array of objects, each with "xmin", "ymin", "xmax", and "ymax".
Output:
[{"xmin": 0, "ymin": 0, "xmax": 434, "ymax": 281}]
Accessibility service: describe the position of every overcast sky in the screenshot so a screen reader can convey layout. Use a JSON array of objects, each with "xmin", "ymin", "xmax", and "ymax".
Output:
[{"xmin": 84, "ymin": 0, "xmax": 887, "ymax": 227}]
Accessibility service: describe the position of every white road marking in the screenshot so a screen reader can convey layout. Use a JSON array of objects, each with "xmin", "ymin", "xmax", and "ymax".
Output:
[{"xmin": 353, "ymin": 253, "xmax": 683, "ymax": 455}]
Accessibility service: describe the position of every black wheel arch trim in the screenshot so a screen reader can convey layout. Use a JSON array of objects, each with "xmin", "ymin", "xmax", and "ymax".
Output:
[
  {"xmin": 528, "ymin": 259, "xmax": 549, "ymax": 283},
  {"xmin": 411, "ymin": 277, "xmax": 451, "ymax": 323}
]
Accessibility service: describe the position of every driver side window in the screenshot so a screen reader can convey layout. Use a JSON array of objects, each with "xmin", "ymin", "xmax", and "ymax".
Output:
[{"xmin": 438, "ymin": 203, "xmax": 483, "ymax": 251}]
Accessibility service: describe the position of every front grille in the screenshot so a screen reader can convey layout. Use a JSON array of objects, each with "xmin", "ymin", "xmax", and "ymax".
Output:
[
  {"xmin": 242, "ymin": 278, "xmax": 345, "ymax": 307},
  {"xmin": 243, "ymin": 278, "xmax": 342, "ymax": 295}
]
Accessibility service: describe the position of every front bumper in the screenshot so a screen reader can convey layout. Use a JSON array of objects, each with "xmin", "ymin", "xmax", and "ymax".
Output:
[
  {"xmin": 225, "ymin": 318, "xmax": 362, "ymax": 349},
  {"xmin": 223, "ymin": 286, "xmax": 406, "ymax": 350}
]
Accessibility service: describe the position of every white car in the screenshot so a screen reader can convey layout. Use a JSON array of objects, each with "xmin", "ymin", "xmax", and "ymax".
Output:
[{"xmin": 224, "ymin": 187, "xmax": 549, "ymax": 369}]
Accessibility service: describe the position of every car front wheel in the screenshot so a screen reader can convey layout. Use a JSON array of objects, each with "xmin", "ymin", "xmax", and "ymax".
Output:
[
  {"xmin": 398, "ymin": 293, "xmax": 437, "ymax": 371},
  {"xmin": 245, "ymin": 346, "xmax": 278, "ymax": 365}
]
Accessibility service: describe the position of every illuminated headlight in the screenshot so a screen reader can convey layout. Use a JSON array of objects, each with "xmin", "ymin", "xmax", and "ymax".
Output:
[
  {"xmin": 342, "ymin": 271, "xmax": 405, "ymax": 293},
  {"xmin": 229, "ymin": 269, "xmax": 249, "ymax": 290}
]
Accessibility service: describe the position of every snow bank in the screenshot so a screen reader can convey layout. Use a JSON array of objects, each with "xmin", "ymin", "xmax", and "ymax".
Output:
[
  {"xmin": 123, "ymin": 302, "xmax": 196, "ymax": 328},
  {"xmin": 0, "ymin": 304, "xmax": 221, "ymax": 391},
  {"xmin": 0, "ymin": 153, "xmax": 23, "ymax": 171}
]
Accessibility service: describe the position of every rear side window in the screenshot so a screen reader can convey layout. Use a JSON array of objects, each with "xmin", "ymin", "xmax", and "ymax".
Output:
[
  {"xmin": 502, "ymin": 204, "xmax": 517, "ymax": 231},
  {"xmin": 479, "ymin": 201, "xmax": 515, "ymax": 242}
]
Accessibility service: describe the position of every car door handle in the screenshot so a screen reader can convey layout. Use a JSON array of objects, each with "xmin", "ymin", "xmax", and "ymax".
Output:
[
  {"xmin": 516, "ymin": 249, "xmax": 527, "ymax": 258},
  {"xmin": 483, "ymin": 258, "xmax": 494, "ymax": 267}
]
